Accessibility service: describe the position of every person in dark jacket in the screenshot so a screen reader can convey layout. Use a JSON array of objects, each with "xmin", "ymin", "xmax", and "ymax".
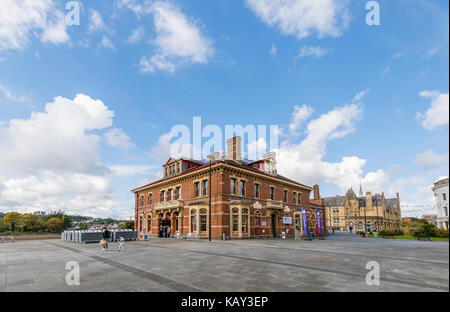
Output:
[{"xmin": 102, "ymin": 227, "xmax": 111, "ymax": 249}]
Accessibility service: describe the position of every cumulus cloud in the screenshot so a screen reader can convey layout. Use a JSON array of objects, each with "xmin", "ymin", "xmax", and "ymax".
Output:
[
  {"xmin": 0, "ymin": 0, "xmax": 69, "ymax": 50},
  {"xmin": 276, "ymin": 103, "xmax": 386, "ymax": 192},
  {"xmin": 288, "ymin": 104, "xmax": 314, "ymax": 133},
  {"xmin": 245, "ymin": 0, "xmax": 350, "ymax": 40},
  {"xmin": 105, "ymin": 128, "xmax": 135, "ymax": 150},
  {"xmin": 120, "ymin": 0, "xmax": 214, "ymax": 72},
  {"xmin": 416, "ymin": 91, "xmax": 449, "ymax": 130},
  {"xmin": 0, "ymin": 94, "xmax": 136, "ymax": 218},
  {"xmin": 414, "ymin": 150, "xmax": 449, "ymax": 172}
]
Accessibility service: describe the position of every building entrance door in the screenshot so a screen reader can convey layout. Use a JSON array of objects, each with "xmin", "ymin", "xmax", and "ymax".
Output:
[
  {"xmin": 159, "ymin": 219, "xmax": 171, "ymax": 237},
  {"xmin": 271, "ymin": 214, "xmax": 277, "ymax": 238}
]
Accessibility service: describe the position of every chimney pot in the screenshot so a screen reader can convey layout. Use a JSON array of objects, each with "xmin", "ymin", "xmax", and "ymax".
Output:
[{"xmin": 226, "ymin": 136, "xmax": 242, "ymax": 161}]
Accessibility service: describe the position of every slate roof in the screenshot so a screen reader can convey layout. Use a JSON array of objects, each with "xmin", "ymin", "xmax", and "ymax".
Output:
[{"xmin": 323, "ymin": 196, "xmax": 345, "ymax": 206}]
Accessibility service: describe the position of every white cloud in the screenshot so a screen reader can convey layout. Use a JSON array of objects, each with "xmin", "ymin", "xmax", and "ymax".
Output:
[
  {"xmin": 100, "ymin": 35, "xmax": 116, "ymax": 49},
  {"xmin": 248, "ymin": 137, "xmax": 268, "ymax": 160},
  {"xmin": 0, "ymin": 94, "xmax": 131, "ymax": 218},
  {"xmin": 416, "ymin": 91, "xmax": 449, "ymax": 130},
  {"xmin": 109, "ymin": 165, "xmax": 156, "ymax": 176},
  {"xmin": 88, "ymin": 9, "xmax": 106, "ymax": 33},
  {"xmin": 104, "ymin": 128, "xmax": 135, "ymax": 150},
  {"xmin": 126, "ymin": 26, "xmax": 145, "ymax": 43},
  {"xmin": 0, "ymin": 0, "xmax": 69, "ymax": 50},
  {"xmin": 352, "ymin": 88, "xmax": 370, "ymax": 102},
  {"xmin": 245, "ymin": 0, "xmax": 350, "ymax": 40},
  {"xmin": 288, "ymin": 104, "xmax": 314, "ymax": 133},
  {"xmin": 121, "ymin": 1, "xmax": 214, "ymax": 73},
  {"xmin": 0, "ymin": 83, "xmax": 30, "ymax": 102},
  {"xmin": 414, "ymin": 150, "xmax": 449, "ymax": 172},
  {"xmin": 269, "ymin": 44, "xmax": 277, "ymax": 55},
  {"xmin": 277, "ymin": 103, "xmax": 382, "ymax": 192},
  {"xmin": 297, "ymin": 46, "xmax": 330, "ymax": 58}
]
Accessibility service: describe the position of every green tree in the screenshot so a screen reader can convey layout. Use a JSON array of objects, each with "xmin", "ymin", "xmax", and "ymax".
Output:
[
  {"xmin": 20, "ymin": 214, "xmax": 42, "ymax": 232},
  {"xmin": 43, "ymin": 211, "xmax": 72, "ymax": 229},
  {"xmin": 4, "ymin": 212, "xmax": 22, "ymax": 232},
  {"xmin": 0, "ymin": 217, "xmax": 10, "ymax": 233},
  {"xmin": 44, "ymin": 217, "xmax": 64, "ymax": 233},
  {"xmin": 121, "ymin": 220, "xmax": 135, "ymax": 230}
]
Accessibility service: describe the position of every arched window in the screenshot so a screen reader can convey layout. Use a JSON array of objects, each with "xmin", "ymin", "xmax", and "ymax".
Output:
[
  {"xmin": 200, "ymin": 209, "xmax": 207, "ymax": 232},
  {"xmin": 191, "ymin": 209, "xmax": 197, "ymax": 233},
  {"xmin": 139, "ymin": 215, "xmax": 143, "ymax": 232},
  {"xmin": 242, "ymin": 208, "xmax": 249, "ymax": 233},
  {"xmin": 148, "ymin": 193, "xmax": 152, "ymax": 205},
  {"xmin": 139, "ymin": 196, "xmax": 144, "ymax": 206},
  {"xmin": 255, "ymin": 210, "xmax": 261, "ymax": 226},
  {"xmin": 232, "ymin": 208, "xmax": 239, "ymax": 232}
]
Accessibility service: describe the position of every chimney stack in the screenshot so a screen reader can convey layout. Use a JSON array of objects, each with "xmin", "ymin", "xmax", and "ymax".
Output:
[
  {"xmin": 226, "ymin": 136, "xmax": 242, "ymax": 161},
  {"xmin": 313, "ymin": 185, "xmax": 320, "ymax": 200}
]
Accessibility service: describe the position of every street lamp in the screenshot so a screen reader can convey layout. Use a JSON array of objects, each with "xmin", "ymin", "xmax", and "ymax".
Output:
[{"xmin": 207, "ymin": 154, "xmax": 214, "ymax": 241}]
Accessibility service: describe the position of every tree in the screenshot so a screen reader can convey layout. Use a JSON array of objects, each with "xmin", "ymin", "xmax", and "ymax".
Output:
[
  {"xmin": 43, "ymin": 211, "xmax": 72, "ymax": 229},
  {"xmin": 20, "ymin": 214, "xmax": 42, "ymax": 232},
  {"xmin": 44, "ymin": 217, "xmax": 64, "ymax": 233},
  {"xmin": 4, "ymin": 212, "xmax": 22, "ymax": 232},
  {"xmin": 0, "ymin": 217, "xmax": 9, "ymax": 233},
  {"xmin": 121, "ymin": 220, "xmax": 135, "ymax": 230}
]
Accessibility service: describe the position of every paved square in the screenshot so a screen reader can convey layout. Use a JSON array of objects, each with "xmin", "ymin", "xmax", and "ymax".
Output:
[{"xmin": 0, "ymin": 233, "xmax": 448, "ymax": 292}]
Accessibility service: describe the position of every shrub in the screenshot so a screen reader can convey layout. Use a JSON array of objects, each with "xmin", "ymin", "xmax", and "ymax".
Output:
[
  {"xmin": 413, "ymin": 223, "xmax": 437, "ymax": 237},
  {"xmin": 395, "ymin": 229, "xmax": 404, "ymax": 236},
  {"xmin": 44, "ymin": 217, "xmax": 64, "ymax": 233},
  {"xmin": 435, "ymin": 229, "xmax": 449, "ymax": 238}
]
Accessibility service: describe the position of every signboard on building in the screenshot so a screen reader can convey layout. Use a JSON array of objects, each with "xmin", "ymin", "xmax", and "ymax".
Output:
[{"xmin": 283, "ymin": 217, "xmax": 292, "ymax": 224}]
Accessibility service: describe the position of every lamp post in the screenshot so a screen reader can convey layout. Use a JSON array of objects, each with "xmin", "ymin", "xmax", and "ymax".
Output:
[{"xmin": 207, "ymin": 154, "xmax": 213, "ymax": 241}]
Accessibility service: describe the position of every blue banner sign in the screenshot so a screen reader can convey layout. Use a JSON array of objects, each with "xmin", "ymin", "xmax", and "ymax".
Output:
[
  {"xmin": 301, "ymin": 206, "xmax": 308, "ymax": 235},
  {"xmin": 316, "ymin": 209, "xmax": 322, "ymax": 236}
]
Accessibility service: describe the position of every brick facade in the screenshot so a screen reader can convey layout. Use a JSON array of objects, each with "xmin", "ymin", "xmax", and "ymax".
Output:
[{"xmin": 132, "ymin": 160, "xmax": 327, "ymax": 240}]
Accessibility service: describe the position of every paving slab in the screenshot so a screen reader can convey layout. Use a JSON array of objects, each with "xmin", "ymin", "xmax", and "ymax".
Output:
[{"xmin": 0, "ymin": 232, "xmax": 448, "ymax": 292}]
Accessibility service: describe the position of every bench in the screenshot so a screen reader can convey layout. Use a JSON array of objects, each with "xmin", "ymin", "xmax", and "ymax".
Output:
[{"xmin": 414, "ymin": 236, "xmax": 431, "ymax": 241}]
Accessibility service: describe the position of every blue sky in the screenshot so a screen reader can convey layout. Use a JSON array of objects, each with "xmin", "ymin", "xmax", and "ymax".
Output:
[{"xmin": 0, "ymin": 0, "xmax": 448, "ymax": 219}]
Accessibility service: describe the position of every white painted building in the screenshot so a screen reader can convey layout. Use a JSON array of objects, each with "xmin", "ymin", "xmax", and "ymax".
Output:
[{"xmin": 432, "ymin": 178, "xmax": 449, "ymax": 230}]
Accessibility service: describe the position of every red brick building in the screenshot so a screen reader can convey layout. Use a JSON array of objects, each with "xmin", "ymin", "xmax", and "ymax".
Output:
[{"xmin": 132, "ymin": 137, "xmax": 326, "ymax": 240}]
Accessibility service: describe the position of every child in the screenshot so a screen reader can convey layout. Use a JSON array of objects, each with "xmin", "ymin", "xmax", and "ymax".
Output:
[{"xmin": 118, "ymin": 234, "xmax": 125, "ymax": 252}]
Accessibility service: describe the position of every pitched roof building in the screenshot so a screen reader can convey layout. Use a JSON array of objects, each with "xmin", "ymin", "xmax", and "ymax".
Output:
[
  {"xmin": 323, "ymin": 188, "xmax": 401, "ymax": 232},
  {"xmin": 132, "ymin": 136, "xmax": 327, "ymax": 239}
]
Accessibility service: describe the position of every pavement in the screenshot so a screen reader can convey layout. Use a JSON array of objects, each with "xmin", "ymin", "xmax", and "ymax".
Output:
[{"xmin": 0, "ymin": 232, "xmax": 448, "ymax": 292}]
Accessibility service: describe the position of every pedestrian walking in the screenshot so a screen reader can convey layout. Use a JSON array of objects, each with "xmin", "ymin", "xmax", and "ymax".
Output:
[
  {"xmin": 332, "ymin": 227, "xmax": 335, "ymax": 234},
  {"xmin": 102, "ymin": 227, "xmax": 111, "ymax": 250},
  {"xmin": 118, "ymin": 234, "xmax": 125, "ymax": 252}
]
